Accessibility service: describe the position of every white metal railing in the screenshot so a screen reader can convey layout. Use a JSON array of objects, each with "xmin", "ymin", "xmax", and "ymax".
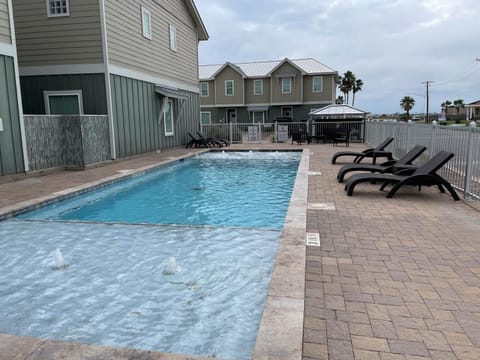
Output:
[
  {"xmin": 200, "ymin": 121, "xmax": 364, "ymax": 144},
  {"xmin": 365, "ymin": 120, "xmax": 480, "ymax": 199},
  {"xmin": 201, "ymin": 122, "xmax": 308, "ymax": 144}
]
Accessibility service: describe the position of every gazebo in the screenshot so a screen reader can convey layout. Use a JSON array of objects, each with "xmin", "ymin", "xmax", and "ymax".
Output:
[
  {"xmin": 309, "ymin": 104, "xmax": 368, "ymax": 120},
  {"xmin": 308, "ymin": 104, "xmax": 368, "ymax": 142}
]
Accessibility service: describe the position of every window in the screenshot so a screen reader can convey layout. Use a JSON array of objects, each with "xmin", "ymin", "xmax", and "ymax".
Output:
[
  {"xmin": 44, "ymin": 90, "xmax": 83, "ymax": 115},
  {"xmin": 253, "ymin": 112, "xmax": 264, "ymax": 123},
  {"xmin": 254, "ymin": 79, "xmax": 263, "ymax": 95},
  {"xmin": 47, "ymin": 0, "xmax": 69, "ymax": 17},
  {"xmin": 169, "ymin": 25, "xmax": 177, "ymax": 51},
  {"xmin": 225, "ymin": 80, "xmax": 234, "ymax": 96},
  {"xmin": 282, "ymin": 78, "xmax": 292, "ymax": 94},
  {"xmin": 200, "ymin": 82, "xmax": 209, "ymax": 97},
  {"xmin": 201, "ymin": 112, "xmax": 211, "ymax": 125},
  {"xmin": 141, "ymin": 7, "xmax": 152, "ymax": 39},
  {"xmin": 164, "ymin": 99, "xmax": 174, "ymax": 136},
  {"xmin": 312, "ymin": 76, "xmax": 323, "ymax": 92}
]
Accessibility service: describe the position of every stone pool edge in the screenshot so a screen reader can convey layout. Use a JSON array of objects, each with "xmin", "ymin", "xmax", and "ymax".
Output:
[{"xmin": 252, "ymin": 148, "xmax": 308, "ymax": 360}]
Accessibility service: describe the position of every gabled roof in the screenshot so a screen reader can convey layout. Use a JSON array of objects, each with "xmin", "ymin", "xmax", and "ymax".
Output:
[
  {"xmin": 309, "ymin": 104, "xmax": 367, "ymax": 117},
  {"xmin": 466, "ymin": 100, "xmax": 480, "ymax": 106},
  {"xmin": 185, "ymin": 0, "xmax": 209, "ymax": 41},
  {"xmin": 267, "ymin": 58, "xmax": 305, "ymax": 76},
  {"xmin": 210, "ymin": 62, "xmax": 247, "ymax": 79},
  {"xmin": 199, "ymin": 58, "xmax": 337, "ymax": 80}
]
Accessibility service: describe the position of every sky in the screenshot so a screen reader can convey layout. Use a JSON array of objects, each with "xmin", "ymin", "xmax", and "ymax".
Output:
[{"xmin": 195, "ymin": 0, "xmax": 480, "ymax": 115}]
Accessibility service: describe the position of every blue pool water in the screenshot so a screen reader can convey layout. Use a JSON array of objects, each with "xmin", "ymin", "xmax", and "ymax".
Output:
[
  {"xmin": 0, "ymin": 151, "xmax": 301, "ymax": 360},
  {"xmin": 21, "ymin": 151, "xmax": 300, "ymax": 229}
]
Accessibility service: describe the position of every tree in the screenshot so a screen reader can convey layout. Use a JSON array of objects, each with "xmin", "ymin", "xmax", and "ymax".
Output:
[
  {"xmin": 337, "ymin": 71, "xmax": 362, "ymax": 105},
  {"xmin": 352, "ymin": 79, "xmax": 363, "ymax": 106},
  {"xmin": 400, "ymin": 96, "xmax": 415, "ymax": 119},
  {"xmin": 441, "ymin": 100, "xmax": 452, "ymax": 119},
  {"xmin": 336, "ymin": 96, "xmax": 344, "ymax": 104},
  {"xmin": 453, "ymin": 99, "xmax": 465, "ymax": 122}
]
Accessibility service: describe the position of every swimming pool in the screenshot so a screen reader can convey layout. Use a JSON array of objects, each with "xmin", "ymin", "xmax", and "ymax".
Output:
[
  {"xmin": 20, "ymin": 151, "xmax": 300, "ymax": 228},
  {"xmin": 0, "ymin": 151, "xmax": 301, "ymax": 360}
]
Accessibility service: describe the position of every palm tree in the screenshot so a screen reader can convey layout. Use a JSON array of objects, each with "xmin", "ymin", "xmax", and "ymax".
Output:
[
  {"xmin": 441, "ymin": 100, "xmax": 452, "ymax": 119},
  {"xmin": 453, "ymin": 99, "xmax": 465, "ymax": 122},
  {"xmin": 338, "ymin": 71, "xmax": 356, "ymax": 104},
  {"xmin": 400, "ymin": 96, "xmax": 415, "ymax": 120},
  {"xmin": 335, "ymin": 96, "xmax": 344, "ymax": 104},
  {"xmin": 352, "ymin": 79, "xmax": 363, "ymax": 106}
]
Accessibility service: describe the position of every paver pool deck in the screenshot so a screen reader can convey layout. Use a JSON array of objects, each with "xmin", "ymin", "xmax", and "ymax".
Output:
[{"xmin": 1, "ymin": 143, "xmax": 480, "ymax": 360}]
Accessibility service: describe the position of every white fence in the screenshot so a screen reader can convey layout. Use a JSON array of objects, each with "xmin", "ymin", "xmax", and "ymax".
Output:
[
  {"xmin": 365, "ymin": 121, "xmax": 480, "ymax": 199},
  {"xmin": 200, "ymin": 121, "xmax": 364, "ymax": 144}
]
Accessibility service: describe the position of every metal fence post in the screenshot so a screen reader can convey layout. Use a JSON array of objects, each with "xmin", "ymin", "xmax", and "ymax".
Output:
[
  {"xmin": 406, "ymin": 120, "xmax": 412, "ymax": 152},
  {"xmin": 464, "ymin": 121, "xmax": 477, "ymax": 199},
  {"xmin": 229, "ymin": 121, "xmax": 233, "ymax": 144},
  {"xmin": 275, "ymin": 121, "xmax": 278, "ymax": 143},
  {"xmin": 430, "ymin": 120, "xmax": 437, "ymax": 156},
  {"xmin": 258, "ymin": 123, "xmax": 262, "ymax": 143}
]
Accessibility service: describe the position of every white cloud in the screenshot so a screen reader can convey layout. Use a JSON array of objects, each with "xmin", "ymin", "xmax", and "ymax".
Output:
[{"xmin": 196, "ymin": 0, "xmax": 480, "ymax": 114}]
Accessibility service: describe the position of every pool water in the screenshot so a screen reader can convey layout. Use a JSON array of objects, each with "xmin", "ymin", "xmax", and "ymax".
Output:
[
  {"xmin": 0, "ymin": 151, "xmax": 301, "ymax": 360},
  {"xmin": 21, "ymin": 151, "xmax": 300, "ymax": 229}
]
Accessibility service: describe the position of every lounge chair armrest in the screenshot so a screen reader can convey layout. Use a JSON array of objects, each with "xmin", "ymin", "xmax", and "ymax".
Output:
[
  {"xmin": 394, "ymin": 168, "xmax": 416, "ymax": 176},
  {"xmin": 380, "ymin": 160, "xmax": 396, "ymax": 166},
  {"xmin": 362, "ymin": 148, "xmax": 375, "ymax": 154}
]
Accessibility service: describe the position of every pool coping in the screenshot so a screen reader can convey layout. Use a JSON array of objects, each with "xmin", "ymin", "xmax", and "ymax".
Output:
[{"xmin": 0, "ymin": 148, "xmax": 308, "ymax": 360}]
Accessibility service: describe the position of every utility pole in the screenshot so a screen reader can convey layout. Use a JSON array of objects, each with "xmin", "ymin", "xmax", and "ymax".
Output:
[{"xmin": 422, "ymin": 81, "xmax": 434, "ymax": 123}]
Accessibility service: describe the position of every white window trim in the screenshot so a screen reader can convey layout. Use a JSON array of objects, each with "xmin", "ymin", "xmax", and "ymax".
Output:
[
  {"xmin": 169, "ymin": 24, "xmax": 177, "ymax": 51},
  {"xmin": 201, "ymin": 111, "xmax": 211, "ymax": 125},
  {"xmin": 164, "ymin": 99, "xmax": 174, "ymax": 136},
  {"xmin": 312, "ymin": 76, "xmax": 323, "ymax": 93},
  {"xmin": 200, "ymin": 82, "xmax": 209, "ymax": 97},
  {"xmin": 225, "ymin": 80, "xmax": 234, "ymax": 96},
  {"xmin": 141, "ymin": 6, "xmax": 152, "ymax": 40},
  {"xmin": 43, "ymin": 90, "xmax": 84, "ymax": 115},
  {"xmin": 281, "ymin": 78, "xmax": 292, "ymax": 94},
  {"xmin": 253, "ymin": 79, "xmax": 263, "ymax": 96},
  {"xmin": 47, "ymin": 0, "xmax": 70, "ymax": 17}
]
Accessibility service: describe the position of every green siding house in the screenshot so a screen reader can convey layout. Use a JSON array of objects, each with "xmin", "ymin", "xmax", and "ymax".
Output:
[
  {"xmin": 0, "ymin": 0, "xmax": 27, "ymax": 176},
  {"xmin": 11, "ymin": 0, "xmax": 208, "ymax": 168},
  {"xmin": 199, "ymin": 58, "xmax": 338, "ymax": 124}
]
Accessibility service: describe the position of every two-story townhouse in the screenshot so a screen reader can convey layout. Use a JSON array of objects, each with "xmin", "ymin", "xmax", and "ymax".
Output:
[
  {"xmin": 199, "ymin": 58, "xmax": 338, "ymax": 125},
  {"xmin": 12, "ymin": 0, "xmax": 208, "ymax": 163},
  {"xmin": 0, "ymin": 0, "xmax": 28, "ymax": 176}
]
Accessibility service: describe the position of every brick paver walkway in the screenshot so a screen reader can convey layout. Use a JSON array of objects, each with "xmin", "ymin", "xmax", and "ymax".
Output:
[{"xmin": 305, "ymin": 144, "xmax": 480, "ymax": 360}]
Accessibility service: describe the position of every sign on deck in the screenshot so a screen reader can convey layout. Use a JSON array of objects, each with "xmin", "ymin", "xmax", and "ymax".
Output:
[{"xmin": 277, "ymin": 125, "xmax": 289, "ymax": 142}]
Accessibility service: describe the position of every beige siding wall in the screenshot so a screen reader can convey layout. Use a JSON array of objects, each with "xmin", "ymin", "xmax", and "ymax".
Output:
[
  {"xmin": 105, "ymin": 0, "xmax": 199, "ymax": 88},
  {"xmin": 0, "ymin": 0, "xmax": 11, "ymax": 45},
  {"xmin": 13, "ymin": 0, "xmax": 103, "ymax": 66},
  {"xmin": 245, "ymin": 78, "xmax": 270, "ymax": 104},
  {"xmin": 200, "ymin": 80, "xmax": 215, "ymax": 106},
  {"xmin": 271, "ymin": 63, "xmax": 302, "ymax": 103},
  {"xmin": 303, "ymin": 74, "xmax": 336, "ymax": 103},
  {"xmin": 214, "ymin": 66, "xmax": 244, "ymax": 105}
]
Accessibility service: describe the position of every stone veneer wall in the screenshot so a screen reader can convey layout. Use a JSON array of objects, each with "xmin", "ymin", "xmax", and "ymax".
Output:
[{"xmin": 24, "ymin": 115, "xmax": 111, "ymax": 171}]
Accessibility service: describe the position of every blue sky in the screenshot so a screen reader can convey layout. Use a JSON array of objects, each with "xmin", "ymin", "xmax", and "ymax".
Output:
[{"xmin": 195, "ymin": 0, "xmax": 480, "ymax": 115}]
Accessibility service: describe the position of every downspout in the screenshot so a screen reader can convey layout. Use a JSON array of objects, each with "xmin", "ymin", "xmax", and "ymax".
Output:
[
  {"xmin": 8, "ymin": 0, "xmax": 29, "ymax": 171},
  {"xmin": 99, "ymin": 0, "xmax": 116, "ymax": 159}
]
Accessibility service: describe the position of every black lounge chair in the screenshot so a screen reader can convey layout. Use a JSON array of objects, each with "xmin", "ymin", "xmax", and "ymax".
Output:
[
  {"xmin": 186, "ymin": 132, "xmax": 213, "ymax": 148},
  {"xmin": 197, "ymin": 131, "xmax": 229, "ymax": 147},
  {"xmin": 337, "ymin": 145, "xmax": 427, "ymax": 182},
  {"xmin": 331, "ymin": 137, "xmax": 394, "ymax": 165},
  {"xmin": 344, "ymin": 150, "xmax": 459, "ymax": 200}
]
